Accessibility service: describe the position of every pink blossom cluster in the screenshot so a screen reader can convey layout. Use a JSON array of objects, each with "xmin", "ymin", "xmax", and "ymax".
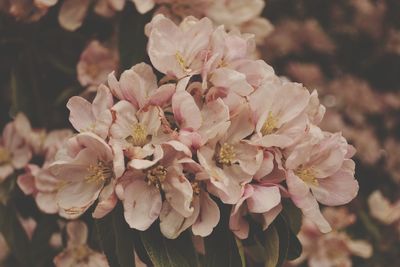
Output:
[
  {"xmin": 47, "ymin": 14, "xmax": 359, "ymax": 239},
  {"xmin": 289, "ymin": 207, "xmax": 372, "ymax": 267}
]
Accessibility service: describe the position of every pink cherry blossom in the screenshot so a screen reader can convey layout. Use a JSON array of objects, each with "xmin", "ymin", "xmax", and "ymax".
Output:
[
  {"xmin": 249, "ymin": 80, "xmax": 311, "ymax": 149},
  {"xmin": 0, "ymin": 121, "xmax": 32, "ymax": 182},
  {"xmin": 198, "ymin": 104, "xmax": 262, "ymax": 204},
  {"xmin": 285, "ymin": 132, "xmax": 359, "ymax": 233},
  {"xmin": 116, "ymin": 141, "xmax": 193, "ymax": 233},
  {"xmin": 77, "ymin": 40, "xmax": 118, "ymax": 92},
  {"xmin": 110, "ymin": 100, "xmax": 169, "ymax": 169},
  {"xmin": 67, "ymin": 85, "xmax": 113, "ymax": 139},
  {"xmin": 54, "ymin": 221, "xmax": 109, "ymax": 267},
  {"xmin": 50, "ymin": 132, "xmax": 121, "ymax": 219},
  {"xmin": 147, "ymin": 14, "xmax": 213, "ymax": 79}
]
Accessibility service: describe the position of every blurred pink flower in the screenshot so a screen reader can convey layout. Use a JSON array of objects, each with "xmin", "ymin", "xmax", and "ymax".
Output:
[
  {"xmin": 368, "ymin": 190, "xmax": 400, "ymax": 228},
  {"xmin": 54, "ymin": 221, "xmax": 109, "ymax": 267},
  {"xmin": 0, "ymin": 121, "xmax": 32, "ymax": 182},
  {"xmin": 291, "ymin": 207, "xmax": 372, "ymax": 267},
  {"xmin": 77, "ymin": 40, "xmax": 118, "ymax": 92}
]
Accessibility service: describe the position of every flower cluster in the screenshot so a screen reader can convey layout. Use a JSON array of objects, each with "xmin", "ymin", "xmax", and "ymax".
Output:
[
  {"xmin": 289, "ymin": 207, "xmax": 372, "ymax": 267},
  {"xmin": 47, "ymin": 14, "xmax": 359, "ymax": 239}
]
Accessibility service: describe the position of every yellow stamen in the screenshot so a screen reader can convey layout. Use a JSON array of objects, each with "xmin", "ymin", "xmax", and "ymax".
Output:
[
  {"xmin": 0, "ymin": 147, "xmax": 10, "ymax": 165},
  {"xmin": 295, "ymin": 167, "xmax": 319, "ymax": 186},
  {"xmin": 261, "ymin": 112, "xmax": 278, "ymax": 136},
  {"xmin": 85, "ymin": 161, "xmax": 113, "ymax": 184},
  {"xmin": 175, "ymin": 51, "xmax": 192, "ymax": 73},
  {"xmin": 146, "ymin": 166, "xmax": 167, "ymax": 189},
  {"xmin": 191, "ymin": 181, "xmax": 201, "ymax": 195},
  {"xmin": 73, "ymin": 245, "xmax": 91, "ymax": 263},
  {"xmin": 217, "ymin": 143, "xmax": 236, "ymax": 166},
  {"xmin": 126, "ymin": 123, "xmax": 148, "ymax": 147}
]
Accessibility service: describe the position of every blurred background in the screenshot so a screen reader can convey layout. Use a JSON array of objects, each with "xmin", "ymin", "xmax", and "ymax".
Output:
[{"xmin": 0, "ymin": 0, "xmax": 399, "ymax": 266}]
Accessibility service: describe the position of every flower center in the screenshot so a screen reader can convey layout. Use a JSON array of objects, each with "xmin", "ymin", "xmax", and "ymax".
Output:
[
  {"xmin": 146, "ymin": 165, "xmax": 167, "ymax": 189},
  {"xmin": 85, "ymin": 161, "xmax": 113, "ymax": 184},
  {"xmin": 126, "ymin": 123, "xmax": 148, "ymax": 147},
  {"xmin": 217, "ymin": 143, "xmax": 236, "ymax": 166},
  {"xmin": 191, "ymin": 181, "xmax": 201, "ymax": 196},
  {"xmin": 0, "ymin": 147, "xmax": 10, "ymax": 165},
  {"xmin": 175, "ymin": 51, "xmax": 192, "ymax": 73},
  {"xmin": 295, "ymin": 167, "xmax": 318, "ymax": 186},
  {"xmin": 261, "ymin": 112, "xmax": 278, "ymax": 136},
  {"xmin": 73, "ymin": 245, "xmax": 91, "ymax": 263}
]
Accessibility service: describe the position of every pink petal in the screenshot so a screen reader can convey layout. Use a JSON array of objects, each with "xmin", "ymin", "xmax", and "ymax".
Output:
[
  {"xmin": 132, "ymin": 0, "xmax": 155, "ymax": 14},
  {"xmin": 247, "ymin": 185, "xmax": 281, "ymax": 213},
  {"xmin": 210, "ymin": 68, "xmax": 253, "ymax": 97},
  {"xmin": 172, "ymin": 90, "xmax": 202, "ymax": 130},
  {"xmin": 163, "ymin": 169, "xmax": 194, "ymax": 218},
  {"xmin": 192, "ymin": 191, "xmax": 220, "ymax": 237},
  {"xmin": 92, "ymin": 85, "xmax": 113, "ymax": 118},
  {"xmin": 57, "ymin": 181, "xmax": 103, "ymax": 219},
  {"xmin": 286, "ymin": 171, "xmax": 331, "ymax": 233},
  {"xmin": 67, "ymin": 96, "xmax": 95, "ymax": 133},
  {"xmin": 92, "ymin": 182, "xmax": 118, "ymax": 218},
  {"xmin": 36, "ymin": 192, "xmax": 59, "ymax": 214},
  {"xmin": 122, "ymin": 179, "xmax": 162, "ymax": 231},
  {"xmin": 312, "ymin": 160, "xmax": 359, "ymax": 206},
  {"xmin": 147, "ymin": 83, "xmax": 176, "ymax": 107}
]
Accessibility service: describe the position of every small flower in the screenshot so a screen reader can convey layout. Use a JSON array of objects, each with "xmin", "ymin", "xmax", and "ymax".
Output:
[
  {"xmin": 368, "ymin": 190, "xmax": 400, "ymax": 226},
  {"xmin": 67, "ymin": 85, "xmax": 113, "ymax": 139},
  {"xmin": 0, "ymin": 121, "xmax": 32, "ymax": 182},
  {"xmin": 77, "ymin": 40, "xmax": 118, "ymax": 92},
  {"xmin": 285, "ymin": 131, "xmax": 359, "ymax": 233},
  {"xmin": 54, "ymin": 221, "xmax": 109, "ymax": 267},
  {"xmin": 50, "ymin": 132, "xmax": 120, "ymax": 219}
]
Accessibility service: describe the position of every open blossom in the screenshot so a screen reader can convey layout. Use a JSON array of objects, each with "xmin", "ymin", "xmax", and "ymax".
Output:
[
  {"xmin": 249, "ymin": 80, "xmax": 311, "ymax": 148},
  {"xmin": 77, "ymin": 40, "xmax": 118, "ymax": 92},
  {"xmin": 198, "ymin": 104, "xmax": 263, "ymax": 204},
  {"xmin": 116, "ymin": 141, "xmax": 194, "ymax": 233},
  {"xmin": 285, "ymin": 130, "xmax": 359, "ymax": 233},
  {"xmin": 54, "ymin": 221, "xmax": 109, "ymax": 267},
  {"xmin": 50, "ymin": 132, "xmax": 122, "ymax": 219},
  {"xmin": 290, "ymin": 207, "xmax": 372, "ymax": 267},
  {"xmin": 67, "ymin": 85, "xmax": 113, "ymax": 139},
  {"xmin": 0, "ymin": 121, "xmax": 32, "ymax": 182},
  {"xmin": 147, "ymin": 15, "xmax": 213, "ymax": 79}
]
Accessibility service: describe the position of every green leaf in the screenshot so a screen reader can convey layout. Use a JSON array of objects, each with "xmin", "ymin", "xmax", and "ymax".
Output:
[
  {"xmin": 264, "ymin": 225, "xmax": 279, "ymax": 267},
  {"xmin": 281, "ymin": 199, "xmax": 302, "ymax": 234},
  {"xmin": 95, "ymin": 203, "xmax": 135, "ymax": 267},
  {"xmin": 0, "ymin": 175, "xmax": 16, "ymax": 205},
  {"xmin": 118, "ymin": 3, "xmax": 153, "ymax": 70},
  {"xmin": 0, "ymin": 204, "xmax": 31, "ymax": 267},
  {"xmin": 274, "ymin": 215, "xmax": 303, "ymax": 266},
  {"xmin": 204, "ymin": 203, "xmax": 242, "ymax": 267},
  {"xmin": 140, "ymin": 224, "xmax": 198, "ymax": 267}
]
